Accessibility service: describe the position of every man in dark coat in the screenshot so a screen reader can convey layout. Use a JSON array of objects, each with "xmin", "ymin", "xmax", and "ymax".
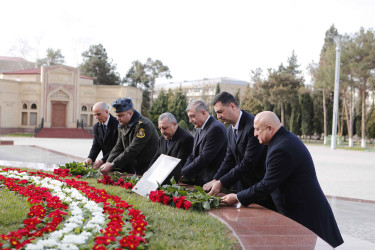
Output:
[
  {"xmin": 182, "ymin": 99, "xmax": 227, "ymax": 186},
  {"xmin": 84, "ymin": 102, "xmax": 118, "ymax": 169},
  {"xmin": 222, "ymin": 111, "xmax": 343, "ymax": 248},
  {"xmin": 149, "ymin": 112, "xmax": 194, "ymax": 184},
  {"xmin": 100, "ymin": 98, "xmax": 159, "ymax": 175},
  {"xmin": 203, "ymin": 92, "xmax": 274, "ymax": 210}
]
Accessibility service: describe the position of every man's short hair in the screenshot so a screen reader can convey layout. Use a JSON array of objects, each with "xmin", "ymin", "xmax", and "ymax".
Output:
[
  {"xmin": 186, "ymin": 99, "xmax": 209, "ymax": 112},
  {"xmin": 158, "ymin": 112, "xmax": 177, "ymax": 124},
  {"xmin": 212, "ymin": 92, "xmax": 238, "ymax": 107}
]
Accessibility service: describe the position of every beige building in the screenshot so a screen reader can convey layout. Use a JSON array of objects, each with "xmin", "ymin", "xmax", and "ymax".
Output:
[
  {"xmin": 0, "ymin": 63, "xmax": 142, "ymax": 134},
  {"xmin": 154, "ymin": 77, "xmax": 248, "ymax": 113}
]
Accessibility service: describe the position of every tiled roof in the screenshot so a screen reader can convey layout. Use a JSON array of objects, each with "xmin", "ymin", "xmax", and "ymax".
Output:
[{"xmin": 2, "ymin": 68, "xmax": 41, "ymax": 74}]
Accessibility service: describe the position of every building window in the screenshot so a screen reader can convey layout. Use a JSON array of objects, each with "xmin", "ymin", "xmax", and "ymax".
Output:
[
  {"xmin": 31, "ymin": 103, "xmax": 37, "ymax": 109},
  {"xmin": 23, "ymin": 103, "xmax": 27, "ymax": 109},
  {"xmin": 81, "ymin": 105, "xmax": 88, "ymax": 112},
  {"xmin": 22, "ymin": 112, "xmax": 28, "ymax": 125}
]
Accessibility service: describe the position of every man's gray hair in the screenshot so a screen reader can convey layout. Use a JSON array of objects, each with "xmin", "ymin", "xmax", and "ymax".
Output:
[
  {"xmin": 94, "ymin": 102, "xmax": 109, "ymax": 111},
  {"xmin": 186, "ymin": 99, "xmax": 209, "ymax": 112},
  {"xmin": 158, "ymin": 112, "xmax": 177, "ymax": 124}
]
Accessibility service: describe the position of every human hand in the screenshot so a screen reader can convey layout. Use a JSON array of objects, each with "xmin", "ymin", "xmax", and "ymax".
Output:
[
  {"xmin": 99, "ymin": 162, "xmax": 113, "ymax": 174},
  {"xmin": 208, "ymin": 180, "xmax": 222, "ymax": 196},
  {"xmin": 203, "ymin": 179, "xmax": 216, "ymax": 192},
  {"xmin": 93, "ymin": 159, "xmax": 104, "ymax": 169},
  {"xmin": 83, "ymin": 158, "xmax": 92, "ymax": 166},
  {"xmin": 221, "ymin": 193, "xmax": 239, "ymax": 206}
]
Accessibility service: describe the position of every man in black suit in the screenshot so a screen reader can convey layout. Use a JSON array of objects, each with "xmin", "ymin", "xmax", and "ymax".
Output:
[
  {"xmin": 149, "ymin": 112, "xmax": 194, "ymax": 183},
  {"xmin": 181, "ymin": 99, "xmax": 227, "ymax": 186},
  {"xmin": 222, "ymin": 111, "xmax": 343, "ymax": 248},
  {"xmin": 203, "ymin": 92, "xmax": 273, "ymax": 209},
  {"xmin": 84, "ymin": 102, "xmax": 118, "ymax": 169}
]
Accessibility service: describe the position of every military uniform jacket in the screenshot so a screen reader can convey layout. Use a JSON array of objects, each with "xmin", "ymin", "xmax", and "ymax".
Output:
[
  {"xmin": 88, "ymin": 114, "xmax": 118, "ymax": 162},
  {"xmin": 107, "ymin": 110, "xmax": 159, "ymax": 175}
]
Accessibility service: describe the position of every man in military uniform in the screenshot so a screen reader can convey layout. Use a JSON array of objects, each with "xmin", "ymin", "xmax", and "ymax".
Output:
[{"xmin": 99, "ymin": 98, "xmax": 159, "ymax": 175}]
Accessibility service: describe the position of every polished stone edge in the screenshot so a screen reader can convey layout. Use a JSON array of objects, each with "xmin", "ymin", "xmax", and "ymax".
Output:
[
  {"xmin": 208, "ymin": 209, "xmax": 245, "ymax": 250},
  {"xmin": 0, "ymin": 140, "xmax": 14, "ymax": 145},
  {"xmin": 326, "ymin": 195, "xmax": 375, "ymax": 204},
  {"xmin": 29, "ymin": 145, "xmax": 85, "ymax": 162}
]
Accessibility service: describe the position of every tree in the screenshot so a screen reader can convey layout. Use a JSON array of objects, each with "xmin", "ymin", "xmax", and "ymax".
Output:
[
  {"xmin": 242, "ymin": 68, "xmax": 273, "ymax": 115},
  {"xmin": 80, "ymin": 44, "xmax": 120, "ymax": 85},
  {"xmin": 267, "ymin": 51, "xmax": 304, "ymax": 125},
  {"xmin": 300, "ymin": 90, "xmax": 314, "ymax": 136},
  {"xmin": 144, "ymin": 58, "xmax": 172, "ymax": 106},
  {"xmin": 37, "ymin": 48, "xmax": 65, "ymax": 66},
  {"xmin": 346, "ymin": 27, "xmax": 375, "ymax": 147},
  {"xmin": 309, "ymin": 25, "xmax": 338, "ymax": 144},
  {"xmin": 366, "ymin": 107, "xmax": 375, "ymax": 139},
  {"xmin": 168, "ymin": 88, "xmax": 190, "ymax": 129},
  {"xmin": 123, "ymin": 58, "xmax": 171, "ymax": 117},
  {"xmin": 149, "ymin": 89, "xmax": 169, "ymax": 129}
]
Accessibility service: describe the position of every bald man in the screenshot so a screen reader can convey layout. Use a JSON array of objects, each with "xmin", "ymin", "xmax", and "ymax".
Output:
[
  {"xmin": 222, "ymin": 111, "xmax": 343, "ymax": 248},
  {"xmin": 84, "ymin": 102, "xmax": 119, "ymax": 168}
]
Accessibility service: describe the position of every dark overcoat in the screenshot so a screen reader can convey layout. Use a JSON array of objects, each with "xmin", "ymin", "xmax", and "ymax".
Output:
[{"xmin": 237, "ymin": 126, "xmax": 343, "ymax": 248}]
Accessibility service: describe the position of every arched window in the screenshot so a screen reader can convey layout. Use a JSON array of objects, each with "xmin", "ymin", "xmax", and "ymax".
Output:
[
  {"xmin": 31, "ymin": 103, "xmax": 37, "ymax": 109},
  {"xmin": 81, "ymin": 105, "xmax": 88, "ymax": 112},
  {"xmin": 23, "ymin": 103, "xmax": 27, "ymax": 109}
]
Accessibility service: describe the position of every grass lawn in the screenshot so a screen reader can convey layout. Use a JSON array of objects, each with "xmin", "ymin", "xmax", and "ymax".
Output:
[
  {"xmin": 1, "ymin": 133, "xmax": 34, "ymax": 137},
  {"xmin": 0, "ymin": 170, "xmax": 239, "ymax": 249}
]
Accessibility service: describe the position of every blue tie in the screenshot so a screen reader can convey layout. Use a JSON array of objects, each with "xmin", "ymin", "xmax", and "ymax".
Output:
[
  {"xmin": 233, "ymin": 128, "xmax": 238, "ymax": 142},
  {"xmin": 102, "ymin": 124, "xmax": 107, "ymax": 134},
  {"xmin": 167, "ymin": 139, "xmax": 171, "ymax": 150}
]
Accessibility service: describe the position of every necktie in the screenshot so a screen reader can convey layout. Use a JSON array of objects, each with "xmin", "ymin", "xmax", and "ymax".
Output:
[
  {"xmin": 102, "ymin": 124, "xmax": 107, "ymax": 134},
  {"xmin": 233, "ymin": 128, "xmax": 238, "ymax": 142},
  {"xmin": 167, "ymin": 139, "xmax": 171, "ymax": 150}
]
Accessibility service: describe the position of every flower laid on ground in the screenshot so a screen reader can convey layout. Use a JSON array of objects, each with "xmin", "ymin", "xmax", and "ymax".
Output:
[
  {"xmin": 0, "ymin": 168, "xmax": 150, "ymax": 249},
  {"xmin": 97, "ymin": 172, "xmax": 139, "ymax": 190},
  {"xmin": 57, "ymin": 161, "xmax": 99, "ymax": 178},
  {"xmin": 148, "ymin": 179, "xmax": 220, "ymax": 211},
  {"xmin": 54, "ymin": 162, "xmax": 220, "ymax": 212}
]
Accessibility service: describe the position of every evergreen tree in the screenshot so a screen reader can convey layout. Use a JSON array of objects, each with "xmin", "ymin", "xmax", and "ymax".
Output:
[
  {"xmin": 80, "ymin": 44, "xmax": 120, "ymax": 85},
  {"xmin": 167, "ymin": 88, "xmax": 189, "ymax": 126},
  {"xmin": 300, "ymin": 91, "xmax": 314, "ymax": 136},
  {"xmin": 149, "ymin": 89, "xmax": 169, "ymax": 128},
  {"xmin": 37, "ymin": 48, "xmax": 65, "ymax": 66}
]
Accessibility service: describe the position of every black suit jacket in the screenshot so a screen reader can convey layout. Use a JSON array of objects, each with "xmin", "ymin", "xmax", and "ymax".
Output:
[
  {"xmin": 214, "ymin": 111, "xmax": 267, "ymax": 190},
  {"xmin": 182, "ymin": 116, "xmax": 227, "ymax": 186},
  {"xmin": 237, "ymin": 127, "xmax": 343, "ymax": 248},
  {"xmin": 149, "ymin": 126, "xmax": 194, "ymax": 183},
  {"xmin": 88, "ymin": 114, "xmax": 119, "ymax": 162}
]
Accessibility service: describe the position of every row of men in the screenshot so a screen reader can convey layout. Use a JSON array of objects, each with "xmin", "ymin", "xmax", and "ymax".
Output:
[{"xmin": 84, "ymin": 92, "xmax": 343, "ymax": 248}]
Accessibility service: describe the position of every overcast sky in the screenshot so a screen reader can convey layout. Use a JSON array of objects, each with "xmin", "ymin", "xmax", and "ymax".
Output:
[{"xmin": 1, "ymin": 0, "xmax": 374, "ymax": 84}]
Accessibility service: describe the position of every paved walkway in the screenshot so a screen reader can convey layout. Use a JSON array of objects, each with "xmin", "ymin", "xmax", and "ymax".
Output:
[{"xmin": 1, "ymin": 137, "xmax": 375, "ymax": 249}]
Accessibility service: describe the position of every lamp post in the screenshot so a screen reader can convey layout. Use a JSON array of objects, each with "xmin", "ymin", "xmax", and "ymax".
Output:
[{"xmin": 331, "ymin": 36, "xmax": 341, "ymax": 150}]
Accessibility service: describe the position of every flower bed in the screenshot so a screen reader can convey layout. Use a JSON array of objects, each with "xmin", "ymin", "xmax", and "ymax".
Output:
[
  {"xmin": 53, "ymin": 163, "xmax": 221, "ymax": 212},
  {"xmin": 0, "ymin": 168, "xmax": 149, "ymax": 250}
]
